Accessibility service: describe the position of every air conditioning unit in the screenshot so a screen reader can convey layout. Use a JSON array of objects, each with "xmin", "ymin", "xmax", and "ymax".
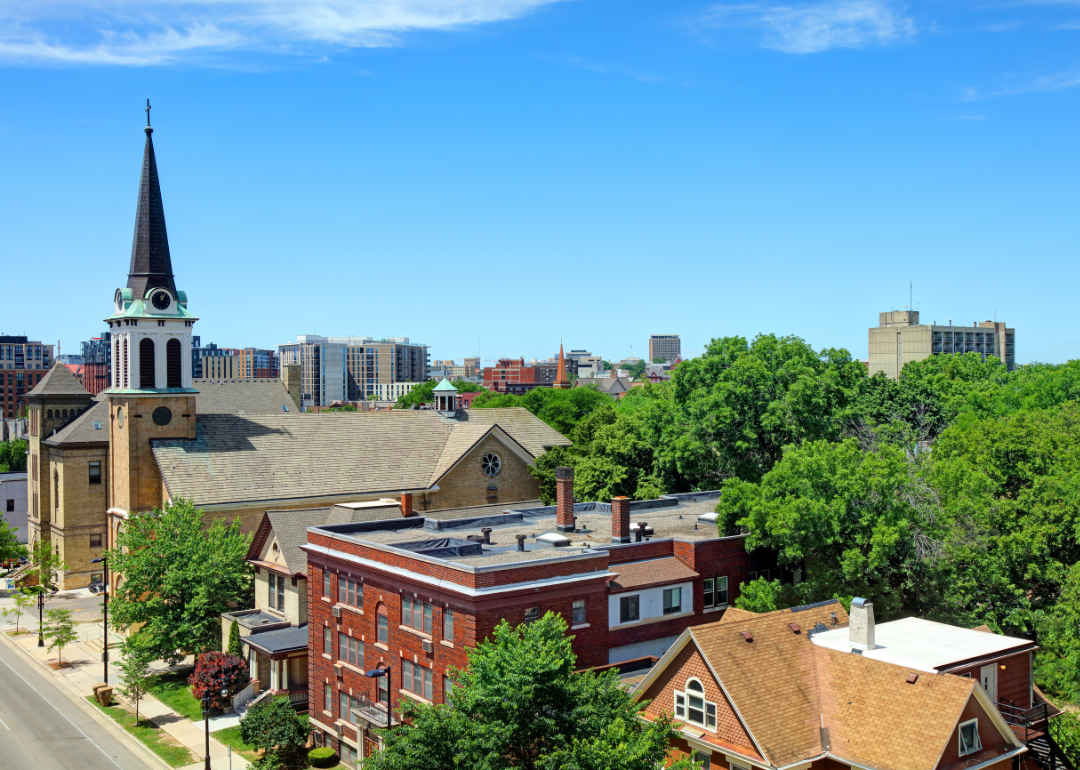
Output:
[
  {"xmin": 334, "ymin": 662, "xmax": 344, "ymax": 676},
  {"xmin": 422, "ymin": 638, "xmax": 434, "ymax": 654},
  {"xmin": 332, "ymin": 606, "xmax": 342, "ymax": 619}
]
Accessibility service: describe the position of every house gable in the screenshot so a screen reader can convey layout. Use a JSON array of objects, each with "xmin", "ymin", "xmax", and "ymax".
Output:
[
  {"xmin": 639, "ymin": 635, "xmax": 760, "ymax": 761},
  {"xmin": 935, "ymin": 689, "xmax": 1018, "ymax": 769}
]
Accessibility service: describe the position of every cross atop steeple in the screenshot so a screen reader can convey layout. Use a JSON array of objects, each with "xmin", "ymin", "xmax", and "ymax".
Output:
[{"xmin": 145, "ymin": 99, "xmax": 151, "ymax": 127}]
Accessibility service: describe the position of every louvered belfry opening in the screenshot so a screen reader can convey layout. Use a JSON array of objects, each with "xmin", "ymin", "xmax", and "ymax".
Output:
[
  {"xmin": 166, "ymin": 339, "xmax": 182, "ymax": 388},
  {"xmin": 140, "ymin": 338, "xmax": 156, "ymax": 389}
]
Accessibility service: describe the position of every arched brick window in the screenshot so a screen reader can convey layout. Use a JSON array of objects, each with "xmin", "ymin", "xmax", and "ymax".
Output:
[
  {"xmin": 140, "ymin": 338, "xmax": 156, "ymax": 389},
  {"xmin": 376, "ymin": 603, "xmax": 389, "ymax": 644},
  {"xmin": 166, "ymin": 339, "xmax": 182, "ymax": 388}
]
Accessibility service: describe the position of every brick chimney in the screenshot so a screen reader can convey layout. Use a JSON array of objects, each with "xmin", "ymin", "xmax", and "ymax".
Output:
[
  {"xmin": 849, "ymin": 597, "xmax": 875, "ymax": 652},
  {"xmin": 611, "ymin": 496, "xmax": 630, "ymax": 544},
  {"xmin": 555, "ymin": 467, "xmax": 575, "ymax": 532},
  {"xmin": 401, "ymin": 493, "xmax": 415, "ymax": 518}
]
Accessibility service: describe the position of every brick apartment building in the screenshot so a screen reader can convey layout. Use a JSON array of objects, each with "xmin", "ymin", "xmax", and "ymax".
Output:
[
  {"xmin": 482, "ymin": 355, "xmax": 577, "ymax": 395},
  {"xmin": 302, "ymin": 468, "xmax": 762, "ymax": 763},
  {"xmin": 79, "ymin": 331, "xmax": 112, "ymax": 395},
  {"xmin": 0, "ymin": 336, "xmax": 54, "ymax": 419}
]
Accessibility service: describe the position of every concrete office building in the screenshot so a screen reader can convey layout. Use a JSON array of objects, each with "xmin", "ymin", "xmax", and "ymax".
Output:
[
  {"xmin": 279, "ymin": 336, "xmax": 429, "ymax": 407},
  {"xmin": 649, "ymin": 335, "xmax": 681, "ymax": 363},
  {"xmin": 868, "ymin": 311, "xmax": 1016, "ymax": 380}
]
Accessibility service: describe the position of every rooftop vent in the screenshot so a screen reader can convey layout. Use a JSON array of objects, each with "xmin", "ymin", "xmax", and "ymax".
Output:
[
  {"xmin": 697, "ymin": 512, "xmax": 719, "ymax": 524},
  {"xmin": 516, "ymin": 534, "xmax": 527, "ymax": 552},
  {"xmin": 537, "ymin": 532, "xmax": 572, "ymax": 548},
  {"xmin": 906, "ymin": 673, "xmax": 919, "ymax": 684},
  {"xmin": 789, "ymin": 623, "xmax": 801, "ymax": 634},
  {"xmin": 741, "ymin": 631, "xmax": 753, "ymax": 643},
  {"xmin": 93, "ymin": 421, "xmax": 101, "ymax": 430}
]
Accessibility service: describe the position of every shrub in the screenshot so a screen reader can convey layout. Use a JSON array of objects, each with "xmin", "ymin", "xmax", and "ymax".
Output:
[
  {"xmin": 240, "ymin": 696, "xmax": 308, "ymax": 769},
  {"xmin": 228, "ymin": 620, "xmax": 242, "ymax": 657},
  {"xmin": 189, "ymin": 651, "xmax": 248, "ymax": 711},
  {"xmin": 308, "ymin": 747, "xmax": 337, "ymax": 767}
]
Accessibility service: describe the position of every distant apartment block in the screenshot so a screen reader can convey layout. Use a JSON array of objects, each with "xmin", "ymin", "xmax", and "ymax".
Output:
[
  {"xmin": 238, "ymin": 348, "xmax": 280, "ymax": 379},
  {"xmin": 649, "ymin": 335, "xmax": 680, "ymax": 363},
  {"xmin": 79, "ymin": 331, "xmax": 112, "ymax": 395},
  {"xmin": 431, "ymin": 360, "xmax": 474, "ymax": 380},
  {"xmin": 869, "ymin": 311, "xmax": 1016, "ymax": 380},
  {"xmin": 279, "ymin": 336, "xmax": 429, "ymax": 407},
  {"xmin": 482, "ymin": 355, "xmax": 577, "ymax": 395},
  {"xmin": 0, "ymin": 336, "xmax": 54, "ymax": 419}
]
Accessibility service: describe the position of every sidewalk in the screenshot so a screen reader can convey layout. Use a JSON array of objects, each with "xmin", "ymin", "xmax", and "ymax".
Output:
[{"xmin": 0, "ymin": 620, "xmax": 250, "ymax": 770}]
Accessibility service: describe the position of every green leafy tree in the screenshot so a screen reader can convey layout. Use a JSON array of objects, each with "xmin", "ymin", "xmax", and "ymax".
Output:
[
  {"xmin": 673, "ymin": 334, "xmax": 865, "ymax": 486},
  {"xmin": 1, "ymin": 589, "xmax": 34, "ymax": 633},
  {"xmin": 116, "ymin": 637, "xmax": 155, "ymax": 723},
  {"xmin": 0, "ymin": 439, "xmax": 28, "ymax": 472},
  {"xmin": 622, "ymin": 360, "xmax": 647, "ymax": 379},
  {"xmin": 1050, "ymin": 711, "xmax": 1080, "ymax": 767},
  {"xmin": 734, "ymin": 578, "xmax": 785, "ymax": 613},
  {"xmin": 107, "ymin": 498, "xmax": 252, "ymax": 665},
  {"xmin": 239, "ymin": 695, "xmax": 309, "ymax": 770},
  {"xmin": 228, "ymin": 619, "xmax": 242, "ymax": 657},
  {"xmin": 1034, "ymin": 561, "xmax": 1080, "ymax": 703},
  {"xmin": 44, "ymin": 607, "xmax": 77, "ymax": 666},
  {"xmin": 363, "ymin": 612, "xmax": 692, "ymax": 770},
  {"xmin": 652, "ymin": 357, "xmax": 667, "ymax": 364},
  {"xmin": 718, "ymin": 438, "xmax": 945, "ymax": 619},
  {"xmin": 0, "ymin": 519, "xmax": 27, "ymax": 563},
  {"xmin": 395, "ymin": 380, "xmax": 483, "ymax": 409},
  {"xmin": 28, "ymin": 539, "xmax": 67, "ymax": 591}
]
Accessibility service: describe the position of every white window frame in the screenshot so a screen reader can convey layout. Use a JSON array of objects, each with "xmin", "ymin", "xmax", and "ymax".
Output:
[
  {"xmin": 958, "ymin": 718, "xmax": 982, "ymax": 756},
  {"xmin": 674, "ymin": 678, "xmax": 718, "ymax": 730}
]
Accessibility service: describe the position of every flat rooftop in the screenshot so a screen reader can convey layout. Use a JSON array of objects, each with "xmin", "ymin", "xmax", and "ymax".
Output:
[
  {"xmin": 811, "ymin": 617, "xmax": 1035, "ymax": 672},
  {"xmin": 310, "ymin": 493, "xmax": 734, "ymax": 569}
]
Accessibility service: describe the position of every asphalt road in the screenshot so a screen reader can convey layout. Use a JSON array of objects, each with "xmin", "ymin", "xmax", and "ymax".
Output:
[{"xmin": 0, "ymin": 642, "xmax": 153, "ymax": 770}]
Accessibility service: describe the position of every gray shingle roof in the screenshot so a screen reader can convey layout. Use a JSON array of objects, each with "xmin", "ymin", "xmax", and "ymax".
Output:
[
  {"xmin": 46, "ymin": 398, "xmax": 110, "ymax": 446},
  {"xmin": 26, "ymin": 363, "xmax": 92, "ymax": 398},
  {"xmin": 44, "ymin": 380, "xmax": 296, "ymax": 447},
  {"xmin": 152, "ymin": 408, "xmax": 569, "ymax": 508},
  {"xmin": 244, "ymin": 623, "xmax": 308, "ymax": 654},
  {"xmin": 192, "ymin": 379, "xmax": 297, "ymax": 415}
]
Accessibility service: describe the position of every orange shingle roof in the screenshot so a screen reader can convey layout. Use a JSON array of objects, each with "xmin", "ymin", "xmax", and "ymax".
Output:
[{"xmin": 609, "ymin": 557, "xmax": 699, "ymax": 592}]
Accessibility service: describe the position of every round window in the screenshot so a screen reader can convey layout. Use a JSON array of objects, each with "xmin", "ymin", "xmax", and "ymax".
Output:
[
  {"xmin": 152, "ymin": 406, "xmax": 173, "ymax": 426},
  {"xmin": 116, "ymin": 407, "xmax": 124, "ymax": 428},
  {"xmin": 481, "ymin": 453, "xmax": 501, "ymax": 477}
]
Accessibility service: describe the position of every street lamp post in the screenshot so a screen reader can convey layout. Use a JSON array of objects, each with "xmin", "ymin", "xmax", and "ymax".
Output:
[
  {"xmin": 36, "ymin": 586, "xmax": 45, "ymax": 647},
  {"xmin": 364, "ymin": 665, "xmax": 392, "ymax": 733},
  {"xmin": 202, "ymin": 676, "xmax": 228, "ymax": 770},
  {"xmin": 90, "ymin": 557, "xmax": 108, "ymax": 684}
]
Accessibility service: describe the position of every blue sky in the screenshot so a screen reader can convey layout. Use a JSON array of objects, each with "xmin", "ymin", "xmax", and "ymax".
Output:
[{"xmin": 2, "ymin": 0, "xmax": 1078, "ymax": 366}]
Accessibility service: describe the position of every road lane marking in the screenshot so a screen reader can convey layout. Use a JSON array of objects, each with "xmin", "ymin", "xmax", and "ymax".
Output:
[{"xmin": 0, "ymin": 648, "xmax": 124, "ymax": 769}]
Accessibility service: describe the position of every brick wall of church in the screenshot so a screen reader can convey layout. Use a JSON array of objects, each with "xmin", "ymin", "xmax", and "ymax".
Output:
[
  {"xmin": 50, "ymin": 445, "xmax": 109, "ymax": 589},
  {"xmin": 429, "ymin": 434, "xmax": 541, "ymax": 511}
]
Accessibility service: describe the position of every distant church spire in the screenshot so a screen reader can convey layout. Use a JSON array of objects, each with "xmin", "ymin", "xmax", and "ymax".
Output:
[
  {"xmin": 127, "ymin": 105, "xmax": 177, "ymax": 300},
  {"xmin": 554, "ymin": 341, "xmax": 571, "ymax": 389}
]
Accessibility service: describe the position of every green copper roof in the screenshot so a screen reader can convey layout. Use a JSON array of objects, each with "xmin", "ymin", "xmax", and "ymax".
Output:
[
  {"xmin": 104, "ymin": 296, "xmax": 198, "ymax": 323},
  {"xmin": 433, "ymin": 378, "xmax": 458, "ymax": 392}
]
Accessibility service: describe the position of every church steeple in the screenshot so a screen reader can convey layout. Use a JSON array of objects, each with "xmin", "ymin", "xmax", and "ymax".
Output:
[
  {"xmin": 127, "ymin": 120, "xmax": 177, "ymax": 300},
  {"xmin": 553, "ymin": 342, "xmax": 571, "ymax": 389}
]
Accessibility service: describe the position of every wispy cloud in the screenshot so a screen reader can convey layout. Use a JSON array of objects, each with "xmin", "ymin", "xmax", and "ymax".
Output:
[
  {"xmin": 0, "ymin": 0, "xmax": 570, "ymax": 66},
  {"xmin": 533, "ymin": 53, "xmax": 664, "ymax": 83},
  {"xmin": 962, "ymin": 65, "xmax": 1080, "ymax": 99},
  {"xmin": 696, "ymin": 0, "xmax": 915, "ymax": 53}
]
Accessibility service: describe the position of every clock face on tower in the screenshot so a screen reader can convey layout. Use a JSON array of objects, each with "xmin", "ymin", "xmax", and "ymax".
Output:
[{"xmin": 151, "ymin": 291, "xmax": 172, "ymax": 311}]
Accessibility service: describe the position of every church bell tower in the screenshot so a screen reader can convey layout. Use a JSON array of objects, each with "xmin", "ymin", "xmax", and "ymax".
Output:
[{"xmin": 105, "ymin": 110, "xmax": 199, "ymax": 520}]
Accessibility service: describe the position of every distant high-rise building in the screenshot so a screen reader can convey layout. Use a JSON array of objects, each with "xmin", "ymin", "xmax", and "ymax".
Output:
[
  {"xmin": 868, "ymin": 311, "xmax": 1016, "ymax": 380},
  {"xmin": 237, "ymin": 348, "xmax": 279, "ymax": 379},
  {"xmin": 279, "ymin": 335, "xmax": 429, "ymax": 407},
  {"xmin": 79, "ymin": 331, "xmax": 112, "ymax": 395},
  {"xmin": 0, "ymin": 336, "xmax": 54, "ymax": 419},
  {"xmin": 648, "ymin": 334, "xmax": 681, "ymax": 363}
]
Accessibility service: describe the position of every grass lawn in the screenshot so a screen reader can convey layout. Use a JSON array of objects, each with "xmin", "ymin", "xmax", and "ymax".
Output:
[
  {"xmin": 145, "ymin": 671, "xmax": 203, "ymax": 722},
  {"xmin": 213, "ymin": 724, "xmax": 347, "ymax": 769},
  {"xmin": 210, "ymin": 725, "xmax": 259, "ymax": 762},
  {"xmin": 85, "ymin": 696, "xmax": 197, "ymax": 768}
]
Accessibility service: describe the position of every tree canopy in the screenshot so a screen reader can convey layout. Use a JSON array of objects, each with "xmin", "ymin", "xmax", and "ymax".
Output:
[
  {"xmin": 395, "ymin": 379, "xmax": 483, "ymax": 409},
  {"xmin": 363, "ymin": 612, "xmax": 691, "ymax": 770},
  {"xmin": 108, "ymin": 499, "xmax": 252, "ymax": 665},
  {"xmin": 0, "ymin": 439, "xmax": 27, "ymax": 472}
]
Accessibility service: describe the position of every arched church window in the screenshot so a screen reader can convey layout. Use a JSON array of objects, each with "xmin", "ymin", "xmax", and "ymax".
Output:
[
  {"xmin": 54, "ymin": 470, "xmax": 59, "ymax": 510},
  {"xmin": 47, "ymin": 410, "xmax": 53, "ymax": 419},
  {"xmin": 122, "ymin": 339, "xmax": 129, "ymax": 388},
  {"xmin": 140, "ymin": 339, "xmax": 156, "ymax": 389},
  {"xmin": 166, "ymin": 339, "xmax": 182, "ymax": 389}
]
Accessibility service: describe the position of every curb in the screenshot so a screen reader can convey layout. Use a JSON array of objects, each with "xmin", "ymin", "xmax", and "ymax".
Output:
[{"xmin": 0, "ymin": 628, "xmax": 175, "ymax": 770}]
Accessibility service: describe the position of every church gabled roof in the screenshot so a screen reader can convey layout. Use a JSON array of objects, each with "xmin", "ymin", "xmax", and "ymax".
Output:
[
  {"xmin": 127, "ymin": 126, "xmax": 177, "ymax": 300},
  {"xmin": 26, "ymin": 362, "xmax": 92, "ymax": 398}
]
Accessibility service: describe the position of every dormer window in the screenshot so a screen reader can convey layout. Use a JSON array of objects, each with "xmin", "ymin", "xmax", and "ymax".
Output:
[
  {"xmin": 675, "ymin": 678, "xmax": 717, "ymax": 730},
  {"xmin": 959, "ymin": 718, "xmax": 982, "ymax": 756}
]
